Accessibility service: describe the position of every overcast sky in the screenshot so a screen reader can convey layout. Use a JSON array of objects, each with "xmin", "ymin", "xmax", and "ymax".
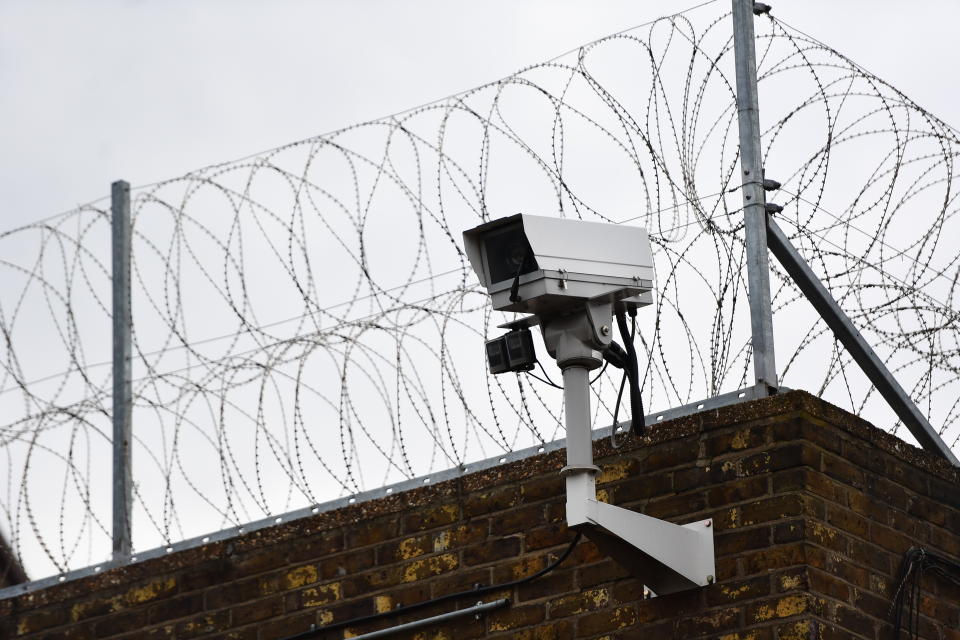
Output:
[{"xmin": 2, "ymin": 0, "xmax": 958, "ymax": 226}]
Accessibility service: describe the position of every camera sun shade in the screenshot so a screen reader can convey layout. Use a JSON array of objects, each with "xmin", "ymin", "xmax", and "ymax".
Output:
[{"xmin": 462, "ymin": 213, "xmax": 655, "ymax": 315}]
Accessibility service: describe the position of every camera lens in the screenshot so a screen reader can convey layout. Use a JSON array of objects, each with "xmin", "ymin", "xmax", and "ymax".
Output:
[
  {"xmin": 508, "ymin": 245, "xmax": 527, "ymax": 268},
  {"xmin": 485, "ymin": 223, "xmax": 538, "ymax": 284}
]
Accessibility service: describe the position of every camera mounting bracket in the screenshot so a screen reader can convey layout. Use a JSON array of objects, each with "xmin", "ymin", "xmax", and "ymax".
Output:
[{"xmin": 546, "ymin": 305, "xmax": 716, "ymax": 596}]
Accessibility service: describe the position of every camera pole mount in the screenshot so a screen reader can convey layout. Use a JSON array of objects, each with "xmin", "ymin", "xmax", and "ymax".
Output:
[{"xmin": 545, "ymin": 304, "xmax": 716, "ymax": 595}]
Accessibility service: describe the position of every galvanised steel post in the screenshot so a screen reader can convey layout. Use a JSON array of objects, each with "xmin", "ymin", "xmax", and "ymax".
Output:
[
  {"xmin": 731, "ymin": 0, "xmax": 778, "ymax": 393},
  {"xmin": 111, "ymin": 180, "xmax": 133, "ymax": 558}
]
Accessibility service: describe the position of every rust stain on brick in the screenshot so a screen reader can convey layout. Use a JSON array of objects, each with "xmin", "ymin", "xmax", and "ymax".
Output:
[
  {"xmin": 730, "ymin": 430, "xmax": 751, "ymax": 450},
  {"xmin": 399, "ymin": 536, "xmax": 427, "ymax": 560},
  {"xmin": 126, "ymin": 577, "xmax": 176, "ymax": 605},
  {"xmin": 780, "ymin": 574, "xmax": 803, "ymax": 590},
  {"xmin": 373, "ymin": 595, "xmax": 392, "ymax": 613},
  {"xmin": 720, "ymin": 584, "xmax": 751, "ymax": 599},
  {"xmin": 285, "ymin": 565, "xmax": 318, "ymax": 589},
  {"xmin": 598, "ymin": 459, "xmax": 632, "ymax": 484},
  {"xmin": 776, "ymin": 620, "xmax": 812, "ymax": 640},
  {"xmin": 69, "ymin": 595, "xmax": 121, "ymax": 622},
  {"xmin": 401, "ymin": 553, "xmax": 458, "ymax": 582},
  {"xmin": 510, "ymin": 556, "xmax": 545, "ymax": 580},
  {"xmin": 576, "ymin": 588, "xmax": 610, "ymax": 614},
  {"xmin": 180, "ymin": 614, "xmax": 219, "ymax": 635},
  {"xmin": 608, "ymin": 606, "xmax": 638, "ymax": 630},
  {"xmin": 434, "ymin": 504, "xmax": 458, "ymax": 522},
  {"xmin": 753, "ymin": 595, "xmax": 808, "ymax": 622},
  {"xmin": 302, "ymin": 582, "xmax": 342, "ymax": 607},
  {"xmin": 727, "ymin": 507, "xmax": 741, "ymax": 528},
  {"xmin": 811, "ymin": 523, "xmax": 837, "ymax": 541}
]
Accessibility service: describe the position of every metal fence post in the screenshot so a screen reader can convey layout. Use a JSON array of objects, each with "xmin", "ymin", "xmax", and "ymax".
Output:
[
  {"xmin": 111, "ymin": 180, "xmax": 133, "ymax": 558},
  {"xmin": 766, "ymin": 219, "xmax": 960, "ymax": 466},
  {"xmin": 731, "ymin": 0, "xmax": 778, "ymax": 393}
]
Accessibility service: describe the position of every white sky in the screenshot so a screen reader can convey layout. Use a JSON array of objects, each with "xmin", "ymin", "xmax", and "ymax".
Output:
[{"xmin": 2, "ymin": 0, "xmax": 958, "ymax": 225}]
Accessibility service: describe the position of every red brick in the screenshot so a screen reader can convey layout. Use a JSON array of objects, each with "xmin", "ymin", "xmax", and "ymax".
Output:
[
  {"xmin": 523, "ymin": 524, "xmax": 570, "ymax": 551},
  {"xmin": 642, "ymin": 438, "xmax": 699, "ymax": 471},
  {"xmin": 674, "ymin": 606, "xmax": 741, "ymax": 636},
  {"xmin": 520, "ymin": 474, "xmax": 565, "ymax": 503},
  {"xmin": 611, "ymin": 470, "xmax": 672, "ymax": 504},
  {"xmin": 319, "ymin": 548, "xmax": 376, "ymax": 580},
  {"xmin": 706, "ymin": 476, "xmax": 769, "ymax": 507},
  {"xmin": 575, "ymin": 604, "xmax": 638, "ymax": 637},
  {"xmin": 714, "ymin": 526, "xmax": 771, "ymax": 555},
  {"xmin": 13, "ymin": 608, "xmax": 71, "ymax": 635},
  {"xmin": 430, "ymin": 567, "xmax": 492, "ymax": 597},
  {"xmin": 743, "ymin": 543, "xmax": 806, "ymax": 574},
  {"xmin": 147, "ymin": 593, "xmax": 204, "ymax": 624},
  {"xmin": 645, "ymin": 492, "xmax": 707, "ymax": 519},
  {"xmin": 94, "ymin": 609, "xmax": 150, "ymax": 638},
  {"xmin": 705, "ymin": 575, "xmax": 769, "ymax": 605},
  {"xmin": 576, "ymin": 558, "xmax": 630, "ymax": 588},
  {"xmin": 739, "ymin": 494, "xmax": 805, "ymax": 526},
  {"xmin": 286, "ymin": 529, "xmax": 344, "ymax": 563},
  {"xmin": 230, "ymin": 595, "xmax": 284, "ymax": 627},
  {"xmin": 705, "ymin": 425, "xmax": 770, "ymax": 457},
  {"xmin": 489, "ymin": 504, "xmax": 547, "ymax": 536},
  {"xmin": 376, "ymin": 533, "xmax": 432, "ymax": 565},
  {"xmin": 548, "ymin": 587, "xmax": 612, "ymax": 617},
  {"xmin": 463, "ymin": 537, "xmax": 521, "ymax": 566},
  {"xmin": 462, "ymin": 486, "xmax": 519, "ymax": 518},
  {"xmin": 833, "ymin": 603, "xmax": 877, "ymax": 637},
  {"xmin": 10, "ymin": 391, "xmax": 960, "ymax": 640},
  {"xmin": 674, "ymin": 464, "xmax": 737, "ymax": 492},
  {"xmin": 346, "ymin": 517, "xmax": 401, "ymax": 548},
  {"xmin": 516, "ymin": 568, "xmax": 575, "ymax": 602},
  {"xmin": 485, "ymin": 603, "xmax": 545, "ymax": 632},
  {"xmin": 402, "ymin": 504, "xmax": 460, "ymax": 533}
]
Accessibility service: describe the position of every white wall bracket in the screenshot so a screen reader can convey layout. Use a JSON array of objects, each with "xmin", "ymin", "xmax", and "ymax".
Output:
[
  {"xmin": 570, "ymin": 496, "xmax": 716, "ymax": 594},
  {"xmin": 557, "ymin": 348, "xmax": 715, "ymax": 595}
]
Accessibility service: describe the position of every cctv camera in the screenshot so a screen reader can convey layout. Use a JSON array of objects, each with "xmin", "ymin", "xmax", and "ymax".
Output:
[
  {"xmin": 462, "ymin": 214, "xmax": 655, "ymax": 315},
  {"xmin": 461, "ymin": 215, "xmax": 714, "ymax": 595}
]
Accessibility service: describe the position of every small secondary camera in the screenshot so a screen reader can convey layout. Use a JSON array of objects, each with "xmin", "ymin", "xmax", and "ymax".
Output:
[{"xmin": 485, "ymin": 327, "xmax": 536, "ymax": 375}]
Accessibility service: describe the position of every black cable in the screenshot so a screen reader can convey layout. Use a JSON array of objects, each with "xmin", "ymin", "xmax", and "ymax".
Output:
[
  {"xmin": 891, "ymin": 547, "xmax": 960, "ymax": 639},
  {"xmin": 508, "ymin": 248, "xmax": 531, "ymax": 304},
  {"xmin": 610, "ymin": 369, "xmax": 629, "ymax": 448},
  {"xmin": 524, "ymin": 369, "xmax": 562, "ymax": 389},
  {"xmin": 282, "ymin": 532, "xmax": 583, "ymax": 640},
  {"xmin": 509, "ymin": 272, "xmax": 522, "ymax": 303},
  {"xmin": 532, "ymin": 359, "xmax": 562, "ymax": 388},
  {"xmin": 615, "ymin": 310, "xmax": 644, "ymax": 433},
  {"xmin": 590, "ymin": 360, "xmax": 609, "ymax": 384}
]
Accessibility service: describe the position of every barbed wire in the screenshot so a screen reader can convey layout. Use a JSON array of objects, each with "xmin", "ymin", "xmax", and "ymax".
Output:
[{"xmin": 2, "ymin": 6, "xmax": 959, "ymax": 581}]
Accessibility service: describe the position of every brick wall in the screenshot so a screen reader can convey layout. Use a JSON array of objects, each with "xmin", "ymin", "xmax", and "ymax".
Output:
[{"xmin": 2, "ymin": 390, "xmax": 958, "ymax": 639}]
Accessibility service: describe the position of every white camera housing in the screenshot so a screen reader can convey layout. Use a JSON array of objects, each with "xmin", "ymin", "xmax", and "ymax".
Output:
[{"xmin": 462, "ymin": 214, "xmax": 655, "ymax": 315}]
